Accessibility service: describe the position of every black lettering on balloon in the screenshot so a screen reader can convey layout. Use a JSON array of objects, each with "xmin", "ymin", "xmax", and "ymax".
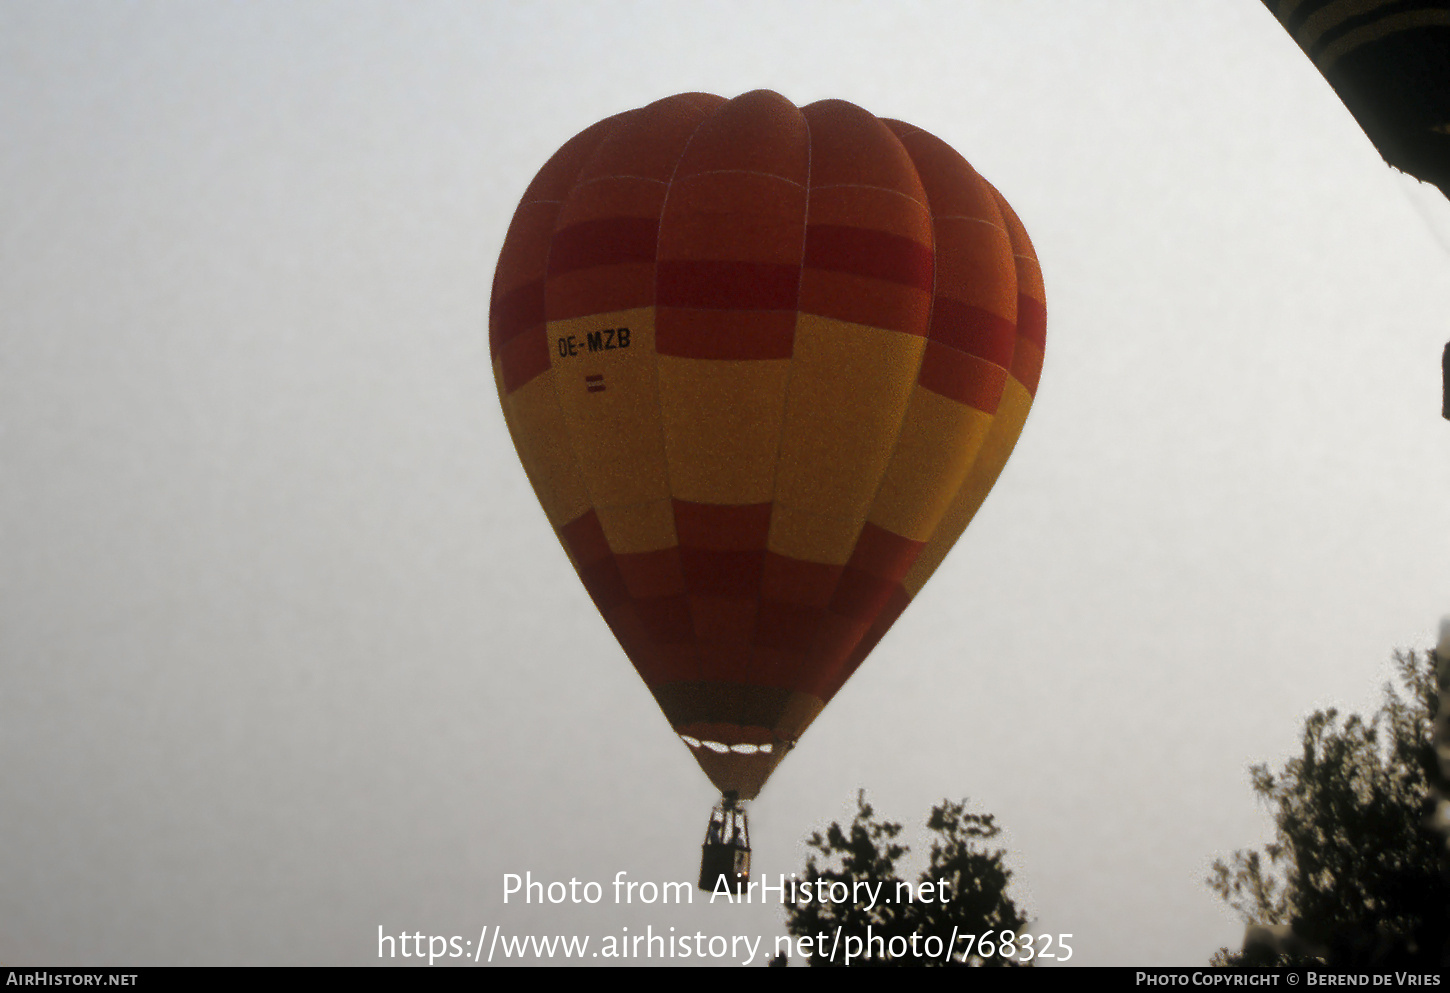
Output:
[{"xmin": 569, "ymin": 328, "xmax": 632, "ymax": 358}]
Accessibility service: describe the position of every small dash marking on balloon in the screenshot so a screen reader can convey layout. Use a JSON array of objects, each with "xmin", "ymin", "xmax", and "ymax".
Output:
[{"xmin": 585, "ymin": 374, "xmax": 606, "ymax": 393}]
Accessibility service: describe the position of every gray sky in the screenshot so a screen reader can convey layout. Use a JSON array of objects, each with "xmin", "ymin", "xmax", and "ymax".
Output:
[{"xmin": 3, "ymin": 0, "xmax": 1448, "ymax": 967}]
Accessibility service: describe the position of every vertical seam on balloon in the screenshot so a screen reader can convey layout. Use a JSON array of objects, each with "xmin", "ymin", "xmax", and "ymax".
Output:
[
  {"xmin": 901, "ymin": 186, "xmax": 1033, "ymax": 600},
  {"xmin": 760, "ymin": 111, "xmax": 938, "ymax": 700},
  {"xmin": 910, "ymin": 187, "xmax": 1014, "ymax": 540},
  {"xmin": 759, "ymin": 169, "xmax": 939, "ymax": 565},
  {"xmin": 830, "ymin": 133, "xmax": 1013, "ymax": 699},
  {"xmin": 652, "ymin": 98, "xmax": 717, "ymax": 689},
  {"xmin": 993, "ymin": 184, "xmax": 1042, "ymax": 396},
  {"xmin": 899, "ymin": 182, "xmax": 1038, "ymax": 600},
  {"xmin": 870, "ymin": 127, "xmax": 946, "ymax": 520},
  {"xmin": 538, "ymin": 121, "xmax": 618, "ymax": 590},
  {"xmin": 995, "ymin": 186, "xmax": 1039, "ymax": 380},
  {"xmin": 750, "ymin": 100, "xmax": 813, "ymax": 709},
  {"xmin": 538, "ymin": 115, "xmax": 677, "ymax": 667},
  {"xmin": 803, "ymin": 117, "xmax": 945, "ymax": 684}
]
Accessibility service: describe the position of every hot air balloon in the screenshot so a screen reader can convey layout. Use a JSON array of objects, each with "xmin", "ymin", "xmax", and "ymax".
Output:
[
  {"xmin": 1260, "ymin": 0, "xmax": 1450, "ymax": 200},
  {"xmin": 489, "ymin": 90, "xmax": 1045, "ymax": 889},
  {"xmin": 1257, "ymin": 4, "xmax": 1450, "ymax": 417}
]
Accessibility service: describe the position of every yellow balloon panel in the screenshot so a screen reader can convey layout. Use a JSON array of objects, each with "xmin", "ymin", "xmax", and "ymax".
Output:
[
  {"xmin": 772, "ymin": 315, "xmax": 925, "ymax": 524},
  {"xmin": 494, "ymin": 363, "xmax": 591, "ymax": 532},
  {"xmin": 868, "ymin": 385, "xmax": 996, "ymax": 542},
  {"xmin": 596, "ymin": 499, "xmax": 677, "ymax": 557},
  {"xmin": 902, "ymin": 376, "xmax": 1034, "ymax": 598},
  {"xmin": 546, "ymin": 308, "xmax": 667, "ymax": 511},
  {"xmin": 656, "ymin": 356, "xmax": 791, "ymax": 506}
]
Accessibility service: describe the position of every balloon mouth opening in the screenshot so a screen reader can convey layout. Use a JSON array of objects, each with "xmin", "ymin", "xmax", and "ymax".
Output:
[{"xmin": 679, "ymin": 734, "xmax": 772, "ymax": 755}]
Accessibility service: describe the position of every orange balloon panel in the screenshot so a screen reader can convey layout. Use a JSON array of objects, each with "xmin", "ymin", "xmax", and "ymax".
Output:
[{"xmin": 490, "ymin": 91, "xmax": 1045, "ymax": 800}]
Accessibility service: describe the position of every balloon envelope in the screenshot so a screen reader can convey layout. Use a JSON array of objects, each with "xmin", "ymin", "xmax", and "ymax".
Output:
[
  {"xmin": 1260, "ymin": 0, "xmax": 1450, "ymax": 199},
  {"xmin": 490, "ymin": 91, "xmax": 1045, "ymax": 799}
]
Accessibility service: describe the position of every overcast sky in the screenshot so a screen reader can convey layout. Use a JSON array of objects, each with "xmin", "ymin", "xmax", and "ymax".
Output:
[{"xmin": 3, "ymin": 0, "xmax": 1449, "ymax": 967}]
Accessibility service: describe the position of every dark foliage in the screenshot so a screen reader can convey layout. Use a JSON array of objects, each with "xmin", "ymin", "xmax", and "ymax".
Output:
[
  {"xmin": 782, "ymin": 792, "xmax": 1030, "ymax": 966},
  {"xmin": 1209, "ymin": 650, "xmax": 1450, "ymax": 968}
]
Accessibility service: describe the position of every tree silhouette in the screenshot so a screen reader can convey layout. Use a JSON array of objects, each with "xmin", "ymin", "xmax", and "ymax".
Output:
[
  {"xmin": 1209, "ymin": 650, "xmax": 1450, "ymax": 967},
  {"xmin": 781, "ymin": 793, "xmax": 1032, "ymax": 966}
]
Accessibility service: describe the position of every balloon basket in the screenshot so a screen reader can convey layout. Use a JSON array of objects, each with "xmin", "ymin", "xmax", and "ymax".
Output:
[{"xmin": 698, "ymin": 791, "xmax": 750, "ymax": 893}]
